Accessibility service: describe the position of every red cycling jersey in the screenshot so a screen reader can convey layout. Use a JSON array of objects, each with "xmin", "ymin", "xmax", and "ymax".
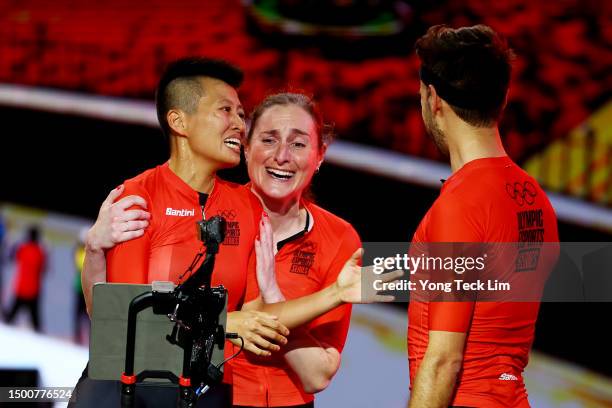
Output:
[
  {"xmin": 232, "ymin": 200, "xmax": 360, "ymax": 407},
  {"xmin": 106, "ymin": 162, "xmax": 262, "ymax": 382},
  {"xmin": 408, "ymin": 156, "xmax": 559, "ymax": 407}
]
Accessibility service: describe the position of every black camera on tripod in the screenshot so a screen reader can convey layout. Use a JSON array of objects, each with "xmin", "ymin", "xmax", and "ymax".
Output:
[
  {"xmin": 120, "ymin": 216, "xmax": 233, "ymax": 408},
  {"xmin": 196, "ymin": 216, "xmax": 225, "ymax": 252}
]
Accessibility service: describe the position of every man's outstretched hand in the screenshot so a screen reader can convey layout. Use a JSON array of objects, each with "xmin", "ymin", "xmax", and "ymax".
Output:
[{"xmin": 335, "ymin": 249, "xmax": 403, "ymax": 304}]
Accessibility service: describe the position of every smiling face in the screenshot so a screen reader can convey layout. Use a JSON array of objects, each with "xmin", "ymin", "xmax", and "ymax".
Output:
[
  {"xmin": 245, "ymin": 103, "xmax": 324, "ymax": 206},
  {"xmin": 183, "ymin": 77, "xmax": 245, "ymax": 168}
]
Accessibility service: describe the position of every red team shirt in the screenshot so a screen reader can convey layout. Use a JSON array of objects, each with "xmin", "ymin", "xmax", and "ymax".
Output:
[
  {"xmin": 408, "ymin": 156, "xmax": 559, "ymax": 407},
  {"xmin": 232, "ymin": 200, "xmax": 361, "ymax": 407},
  {"xmin": 105, "ymin": 162, "xmax": 262, "ymax": 382}
]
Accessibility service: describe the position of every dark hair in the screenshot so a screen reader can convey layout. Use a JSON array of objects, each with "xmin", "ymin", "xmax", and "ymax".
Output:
[
  {"xmin": 415, "ymin": 24, "xmax": 514, "ymax": 127},
  {"xmin": 27, "ymin": 226, "xmax": 40, "ymax": 242},
  {"xmin": 246, "ymin": 92, "xmax": 334, "ymax": 152},
  {"xmin": 155, "ymin": 57, "xmax": 244, "ymax": 137}
]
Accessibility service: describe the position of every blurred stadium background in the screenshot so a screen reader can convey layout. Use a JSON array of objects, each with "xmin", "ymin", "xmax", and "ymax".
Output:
[{"xmin": 0, "ymin": 0, "xmax": 610, "ymax": 406}]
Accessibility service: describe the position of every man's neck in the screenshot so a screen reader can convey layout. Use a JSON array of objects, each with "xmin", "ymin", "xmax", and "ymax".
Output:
[
  {"xmin": 168, "ymin": 150, "xmax": 216, "ymax": 194},
  {"xmin": 446, "ymin": 120, "xmax": 507, "ymax": 173}
]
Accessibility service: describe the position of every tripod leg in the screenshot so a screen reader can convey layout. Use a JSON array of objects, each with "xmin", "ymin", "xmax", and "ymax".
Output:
[
  {"xmin": 120, "ymin": 382, "xmax": 135, "ymax": 408},
  {"xmin": 178, "ymin": 384, "xmax": 195, "ymax": 408}
]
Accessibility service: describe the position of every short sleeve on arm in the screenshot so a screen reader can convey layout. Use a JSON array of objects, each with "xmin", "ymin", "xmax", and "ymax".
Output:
[
  {"xmin": 427, "ymin": 195, "xmax": 482, "ymax": 243},
  {"xmin": 106, "ymin": 183, "xmax": 152, "ymax": 284},
  {"xmin": 426, "ymin": 195, "xmax": 480, "ymax": 333}
]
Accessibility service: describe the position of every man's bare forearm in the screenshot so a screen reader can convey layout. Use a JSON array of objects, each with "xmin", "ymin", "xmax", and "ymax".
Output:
[
  {"xmin": 283, "ymin": 329, "xmax": 340, "ymax": 394},
  {"xmin": 82, "ymin": 246, "xmax": 107, "ymax": 316},
  {"xmin": 409, "ymin": 354, "xmax": 461, "ymax": 408}
]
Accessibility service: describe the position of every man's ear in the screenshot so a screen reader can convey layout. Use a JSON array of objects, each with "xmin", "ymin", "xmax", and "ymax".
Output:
[
  {"xmin": 428, "ymin": 84, "xmax": 442, "ymax": 114},
  {"xmin": 167, "ymin": 109, "xmax": 188, "ymax": 137}
]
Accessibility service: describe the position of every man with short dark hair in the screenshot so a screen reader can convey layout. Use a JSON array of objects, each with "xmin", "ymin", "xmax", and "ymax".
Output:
[
  {"xmin": 155, "ymin": 58, "xmax": 244, "ymax": 139},
  {"xmin": 407, "ymin": 25, "xmax": 559, "ymax": 407}
]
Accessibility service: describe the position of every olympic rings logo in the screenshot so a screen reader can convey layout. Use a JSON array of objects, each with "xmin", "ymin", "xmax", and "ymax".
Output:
[
  {"xmin": 505, "ymin": 181, "xmax": 537, "ymax": 206},
  {"xmin": 218, "ymin": 209, "xmax": 237, "ymax": 220}
]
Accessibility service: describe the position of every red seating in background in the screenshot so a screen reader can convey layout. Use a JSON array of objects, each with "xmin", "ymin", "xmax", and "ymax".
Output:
[{"xmin": 0, "ymin": 0, "xmax": 609, "ymax": 169}]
